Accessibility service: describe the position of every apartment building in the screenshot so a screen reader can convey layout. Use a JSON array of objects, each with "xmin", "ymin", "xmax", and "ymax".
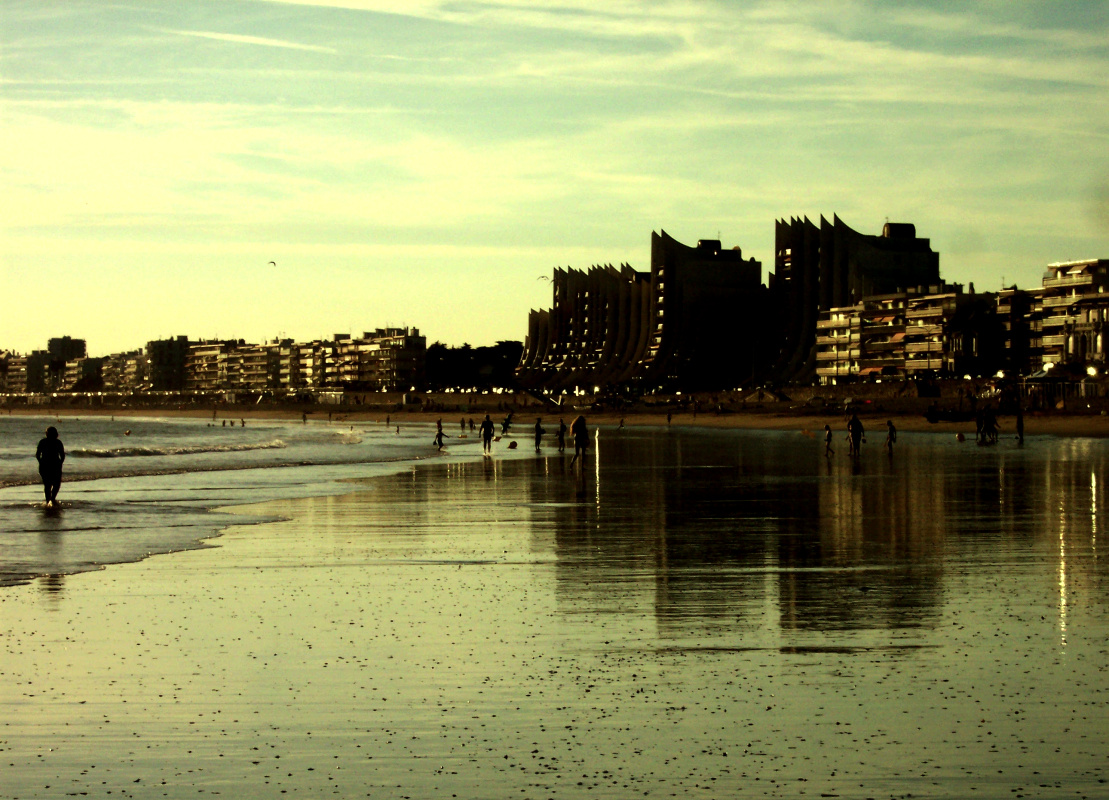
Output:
[{"xmin": 1037, "ymin": 259, "xmax": 1109, "ymax": 372}]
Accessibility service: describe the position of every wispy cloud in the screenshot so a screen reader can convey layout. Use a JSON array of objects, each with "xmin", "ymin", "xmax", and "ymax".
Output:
[{"xmin": 163, "ymin": 28, "xmax": 338, "ymax": 54}]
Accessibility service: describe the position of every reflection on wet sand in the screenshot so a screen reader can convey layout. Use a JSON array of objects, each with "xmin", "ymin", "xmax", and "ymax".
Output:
[{"xmin": 5, "ymin": 427, "xmax": 1108, "ymax": 798}]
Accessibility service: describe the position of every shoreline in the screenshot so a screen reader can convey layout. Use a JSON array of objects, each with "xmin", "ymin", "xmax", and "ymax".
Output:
[{"xmin": 6, "ymin": 403, "xmax": 1108, "ymax": 437}]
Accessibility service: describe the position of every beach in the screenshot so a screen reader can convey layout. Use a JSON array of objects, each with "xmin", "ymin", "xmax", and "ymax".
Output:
[{"xmin": 3, "ymin": 425, "xmax": 1108, "ymax": 798}]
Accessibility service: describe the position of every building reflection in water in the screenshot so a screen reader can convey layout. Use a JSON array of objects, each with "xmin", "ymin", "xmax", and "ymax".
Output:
[{"xmin": 361, "ymin": 428, "xmax": 1107, "ymax": 643}]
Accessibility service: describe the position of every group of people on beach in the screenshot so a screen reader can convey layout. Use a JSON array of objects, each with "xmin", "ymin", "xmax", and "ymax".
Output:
[
  {"xmin": 470, "ymin": 413, "xmax": 589, "ymax": 464},
  {"xmin": 824, "ymin": 414, "xmax": 897, "ymax": 458}
]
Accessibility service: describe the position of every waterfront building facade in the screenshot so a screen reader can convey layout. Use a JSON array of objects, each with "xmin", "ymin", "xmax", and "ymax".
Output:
[
  {"xmin": 0, "ymin": 353, "xmax": 27, "ymax": 393},
  {"xmin": 1036, "ymin": 259, "xmax": 1109, "ymax": 373},
  {"xmin": 518, "ymin": 231, "xmax": 764, "ymax": 392},
  {"xmin": 770, "ymin": 217, "xmax": 940, "ymax": 383},
  {"xmin": 814, "ymin": 284, "xmax": 1001, "ymax": 383}
]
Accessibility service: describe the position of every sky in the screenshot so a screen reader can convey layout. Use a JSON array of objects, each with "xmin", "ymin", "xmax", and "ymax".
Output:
[{"xmin": 2, "ymin": 0, "xmax": 1108, "ymax": 357}]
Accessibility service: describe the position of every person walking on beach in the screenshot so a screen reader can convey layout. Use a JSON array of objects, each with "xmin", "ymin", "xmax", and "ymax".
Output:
[
  {"xmin": 534, "ymin": 418, "xmax": 546, "ymax": 452},
  {"xmin": 434, "ymin": 419, "xmax": 446, "ymax": 451},
  {"xmin": 556, "ymin": 418, "xmax": 567, "ymax": 452},
  {"xmin": 885, "ymin": 420, "xmax": 897, "ymax": 455},
  {"xmin": 35, "ymin": 426, "xmax": 65, "ymax": 507},
  {"xmin": 824, "ymin": 424, "xmax": 834, "ymax": 457},
  {"xmin": 569, "ymin": 415, "xmax": 588, "ymax": 467},
  {"xmin": 480, "ymin": 414, "xmax": 495, "ymax": 454},
  {"xmin": 847, "ymin": 413, "xmax": 864, "ymax": 457},
  {"xmin": 460, "ymin": 418, "xmax": 466, "ymax": 434}
]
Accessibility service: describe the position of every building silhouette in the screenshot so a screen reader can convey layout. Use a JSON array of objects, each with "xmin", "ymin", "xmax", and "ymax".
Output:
[
  {"xmin": 518, "ymin": 231, "xmax": 764, "ymax": 392},
  {"xmin": 768, "ymin": 217, "xmax": 940, "ymax": 383}
]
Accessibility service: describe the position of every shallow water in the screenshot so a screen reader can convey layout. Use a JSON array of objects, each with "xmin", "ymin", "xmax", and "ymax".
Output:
[
  {"xmin": 0, "ymin": 414, "xmax": 490, "ymax": 585},
  {"xmin": 2, "ymin": 427, "xmax": 1107, "ymax": 798}
]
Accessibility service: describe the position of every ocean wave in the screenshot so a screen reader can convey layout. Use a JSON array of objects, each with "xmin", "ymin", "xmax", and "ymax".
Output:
[{"xmin": 70, "ymin": 440, "xmax": 288, "ymax": 458}]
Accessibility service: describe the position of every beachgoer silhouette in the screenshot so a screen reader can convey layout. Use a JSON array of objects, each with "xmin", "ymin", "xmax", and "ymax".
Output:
[
  {"xmin": 667, "ymin": 412, "xmax": 672, "ymax": 426},
  {"xmin": 885, "ymin": 420, "xmax": 896, "ymax": 455},
  {"xmin": 847, "ymin": 413, "xmax": 864, "ymax": 457},
  {"xmin": 480, "ymin": 414, "xmax": 495, "ymax": 454},
  {"xmin": 569, "ymin": 415, "xmax": 588, "ymax": 466},
  {"xmin": 556, "ymin": 418, "xmax": 567, "ymax": 452},
  {"xmin": 460, "ymin": 418, "xmax": 466, "ymax": 433},
  {"xmin": 36, "ymin": 426, "xmax": 65, "ymax": 506},
  {"xmin": 824, "ymin": 424, "xmax": 834, "ymax": 456},
  {"xmin": 469, "ymin": 418, "xmax": 475, "ymax": 432},
  {"xmin": 534, "ymin": 418, "xmax": 546, "ymax": 452}
]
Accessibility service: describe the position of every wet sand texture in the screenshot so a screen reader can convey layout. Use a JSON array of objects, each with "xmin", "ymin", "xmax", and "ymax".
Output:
[{"xmin": 3, "ymin": 429, "xmax": 1108, "ymax": 798}]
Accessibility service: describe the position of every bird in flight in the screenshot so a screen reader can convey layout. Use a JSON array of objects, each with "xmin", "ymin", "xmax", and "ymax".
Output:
[{"xmin": 268, "ymin": 261, "xmax": 277, "ymax": 267}]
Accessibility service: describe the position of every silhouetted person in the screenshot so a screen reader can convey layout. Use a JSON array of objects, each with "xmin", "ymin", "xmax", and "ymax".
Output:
[
  {"xmin": 847, "ymin": 413, "xmax": 864, "ymax": 457},
  {"xmin": 885, "ymin": 420, "xmax": 896, "ymax": 455},
  {"xmin": 569, "ymin": 415, "xmax": 588, "ymax": 466},
  {"xmin": 534, "ymin": 418, "xmax": 545, "ymax": 452},
  {"xmin": 824, "ymin": 424, "xmax": 834, "ymax": 457},
  {"xmin": 36, "ymin": 426, "xmax": 65, "ymax": 506},
  {"xmin": 460, "ymin": 418, "xmax": 466, "ymax": 433},
  {"xmin": 480, "ymin": 414, "xmax": 495, "ymax": 454},
  {"xmin": 556, "ymin": 418, "xmax": 567, "ymax": 452}
]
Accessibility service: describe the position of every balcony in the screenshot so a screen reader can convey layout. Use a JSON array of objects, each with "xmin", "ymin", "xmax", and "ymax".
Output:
[
  {"xmin": 906, "ymin": 307, "xmax": 944, "ymax": 320},
  {"xmin": 1040, "ymin": 335, "xmax": 1066, "ymax": 348},
  {"xmin": 1043, "ymin": 295, "xmax": 1079, "ymax": 308},
  {"xmin": 1043, "ymin": 274, "xmax": 1093, "ymax": 290},
  {"xmin": 905, "ymin": 341, "xmax": 942, "ymax": 354},
  {"xmin": 905, "ymin": 358, "xmax": 944, "ymax": 371},
  {"xmin": 815, "ymin": 350, "xmax": 848, "ymax": 362}
]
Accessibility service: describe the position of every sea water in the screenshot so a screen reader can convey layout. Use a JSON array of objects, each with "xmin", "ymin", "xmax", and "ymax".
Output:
[{"xmin": 0, "ymin": 414, "xmax": 495, "ymax": 586}]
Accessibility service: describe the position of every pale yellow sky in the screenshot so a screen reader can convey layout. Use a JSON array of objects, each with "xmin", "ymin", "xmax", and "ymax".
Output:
[{"xmin": 2, "ymin": 0, "xmax": 1107, "ymax": 355}]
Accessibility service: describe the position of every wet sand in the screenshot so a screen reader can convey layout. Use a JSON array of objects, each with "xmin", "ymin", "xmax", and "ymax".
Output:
[
  {"xmin": 9, "ymin": 402, "xmax": 1109, "ymax": 438},
  {"xmin": 3, "ymin": 429, "xmax": 1108, "ymax": 798}
]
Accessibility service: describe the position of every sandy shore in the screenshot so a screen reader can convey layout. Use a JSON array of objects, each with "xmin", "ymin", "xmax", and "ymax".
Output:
[
  {"xmin": 4, "ymin": 430, "xmax": 1108, "ymax": 798},
  {"xmin": 7, "ymin": 402, "xmax": 1109, "ymax": 438}
]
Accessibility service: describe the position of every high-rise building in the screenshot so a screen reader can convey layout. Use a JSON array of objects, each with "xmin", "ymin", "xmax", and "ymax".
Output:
[{"xmin": 769, "ymin": 217, "xmax": 940, "ymax": 382}]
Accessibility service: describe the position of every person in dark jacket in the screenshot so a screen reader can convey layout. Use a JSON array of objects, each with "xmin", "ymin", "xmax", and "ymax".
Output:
[
  {"xmin": 36, "ymin": 426, "xmax": 65, "ymax": 506},
  {"xmin": 569, "ymin": 416, "xmax": 588, "ymax": 466}
]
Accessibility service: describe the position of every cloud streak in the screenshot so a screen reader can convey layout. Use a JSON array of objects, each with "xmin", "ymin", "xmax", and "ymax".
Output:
[{"xmin": 163, "ymin": 27, "xmax": 338, "ymax": 54}]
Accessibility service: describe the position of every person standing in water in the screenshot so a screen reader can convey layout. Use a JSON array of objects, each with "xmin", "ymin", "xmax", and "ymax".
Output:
[
  {"xmin": 480, "ymin": 414, "xmax": 495, "ymax": 454},
  {"xmin": 556, "ymin": 418, "xmax": 567, "ymax": 452},
  {"xmin": 36, "ymin": 426, "xmax": 65, "ymax": 506},
  {"xmin": 824, "ymin": 424, "xmax": 834, "ymax": 457},
  {"xmin": 569, "ymin": 415, "xmax": 588, "ymax": 466},
  {"xmin": 885, "ymin": 420, "xmax": 897, "ymax": 455},
  {"xmin": 847, "ymin": 413, "xmax": 864, "ymax": 457},
  {"xmin": 534, "ymin": 418, "xmax": 546, "ymax": 452}
]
